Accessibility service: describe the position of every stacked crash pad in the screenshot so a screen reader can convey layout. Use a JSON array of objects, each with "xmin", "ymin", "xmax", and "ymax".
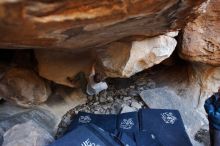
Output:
[{"xmin": 49, "ymin": 109, "xmax": 192, "ymax": 146}]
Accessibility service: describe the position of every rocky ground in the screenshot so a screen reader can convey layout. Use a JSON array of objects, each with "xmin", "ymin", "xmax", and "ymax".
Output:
[
  {"xmin": 55, "ymin": 73, "xmax": 152, "ymax": 138},
  {"xmin": 54, "ymin": 64, "xmax": 210, "ymax": 146},
  {"xmin": 0, "ymin": 63, "xmax": 211, "ymax": 146}
]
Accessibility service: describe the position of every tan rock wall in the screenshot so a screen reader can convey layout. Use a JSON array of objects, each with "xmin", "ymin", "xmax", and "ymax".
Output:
[
  {"xmin": 180, "ymin": 0, "xmax": 220, "ymax": 65},
  {"xmin": 35, "ymin": 50, "xmax": 95, "ymax": 87},
  {"xmin": 0, "ymin": 0, "xmax": 206, "ymax": 51},
  {"xmin": 0, "ymin": 67, "xmax": 51, "ymax": 107},
  {"xmin": 98, "ymin": 34, "xmax": 177, "ymax": 77}
]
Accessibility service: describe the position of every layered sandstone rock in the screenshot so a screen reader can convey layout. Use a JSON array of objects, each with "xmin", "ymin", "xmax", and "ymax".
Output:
[
  {"xmin": 0, "ymin": 67, "xmax": 51, "ymax": 107},
  {"xmin": 180, "ymin": 0, "xmax": 220, "ymax": 65},
  {"xmin": 98, "ymin": 33, "xmax": 177, "ymax": 77},
  {"xmin": 35, "ymin": 50, "xmax": 95, "ymax": 87},
  {"xmin": 35, "ymin": 33, "xmax": 177, "ymax": 86},
  {"xmin": 191, "ymin": 63, "xmax": 220, "ymax": 110},
  {"xmin": 0, "ymin": 0, "xmax": 206, "ymax": 51}
]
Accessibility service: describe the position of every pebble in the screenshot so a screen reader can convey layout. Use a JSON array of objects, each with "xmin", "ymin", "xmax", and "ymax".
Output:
[
  {"xmin": 93, "ymin": 102, "xmax": 99, "ymax": 106},
  {"xmin": 128, "ymin": 90, "xmax": 139, "ymax": 96},
  {"xmin": 147, "ymin": 81, "xmax": 156, "ymax": 89},
  {"xmin": 94, "ymin": 111, "xmax": 100, "ymax": 114},
  {"xmin": 87, "ymin": 96, "xmax": 93, "ymax": 101},
  {"xmin": 131, "ymin": 101, "xmax": 142, "ymax": 109},
  {"xmin": 138, "ymin": 87, "xmax": 144, "ymax": 91},
  {"xmin": 99, "ymin": 97, "xmax": 107, "ymax": 103},
  {"xmin": 130, "ymin": 86, "xmax": 135, "ymax": 89},
  {"xmin": 123, "ymin": 96, "xmax": 132, "ymax": 101},
  {"xmin": 120, "ymin": 105, "xmax": 137, "ymax": 113},
  {"xmin": 138, "ymin": 102, "xmax": 144, "ymax": 107},
  {"xmin": 136, "ymin": 82, "xmax": 146, "ymax": 86},
  {"xmin": 107, "ymin": 97, "xmax": 114, "ymax": 102}
]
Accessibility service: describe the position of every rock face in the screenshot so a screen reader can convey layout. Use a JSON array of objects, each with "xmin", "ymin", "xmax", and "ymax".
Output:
[
  {"xmin": 0, "ymin": 67, "xmax": 51, "ymax": 107},
  {"xmin": 98, "ymin": 34, "xmax": 177, "ymax": 77},
  {"xmin": 191, "ymin": 63, "xmax": 220, "ymax": 111},
  {"xmin": 35, "ymin": 33, "xmax": 177, "ymax": 85},
  {"xmin": 35, "ymin": 50, "xmax": 94, "ymax": 87},
  {"xmin": 179, "ymin": 0, "xmax": 220, "ymax": 65},
  {"xmin": 2, "ymin": 121, "xmax": 54, "ymax": 146},
  {"xmin": 0, "ymin": 0, "xmax": 206, "ymax": 51}
]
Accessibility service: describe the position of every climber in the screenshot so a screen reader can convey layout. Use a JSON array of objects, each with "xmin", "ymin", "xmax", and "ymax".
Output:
[
  {"xmin": 204, "ymin": 87, "xmax": 220, "ymax": 146},
  {"xmin": 86, "ymin": 64, "xmax": 108, "ymax": 96}
]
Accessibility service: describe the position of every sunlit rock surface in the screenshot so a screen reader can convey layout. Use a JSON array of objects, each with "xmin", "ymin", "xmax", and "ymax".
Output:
[
  {"xmin": 98, "ymin": 34, "xmax": 177, "ymax": 77},
  {"xmin": 0, "ymin": 67, "xmax": 51, "ymax": 107},
  {"xmin": 35, "ymin": 50, "xmax": 95, "ymax": 87},
  {"xmin": 180, "ymin": 0, "xmax": 220, "ymax": 65},
  {"xmin": 0, "ymin": 0, "xmax": 206, "ymax": 51},
  {"xmin": 191, "ymin": 63, "xmax": 220, "ymax": 110}
]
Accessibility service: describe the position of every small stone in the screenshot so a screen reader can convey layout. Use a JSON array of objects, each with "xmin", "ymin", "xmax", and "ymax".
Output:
[
  {"xmin": 98, "ymin": 108, "xmax": 105, "ymax": 113},
  {"xmin": 103, "ymin": 106, "xmax": 108, "ymax": 110},
  {"xmin": 95, "ymin": 96, "xmax": 99, "ymax": 101},
  {"xmin": 120, "ymin": 105, "xmax": 137, "ymax": 113},
  {"xmin": 93, "ymin": 102, "xmax": 99, "ymax": 106},
  {"xmin": 110, "ymin": 103, "xmax": 122, "ymax": 114},
  {"xmin": 123, "ymin": 96, "xmax": 132, "ymax": 101},
  {"xmin": 99, "ymin": 97, "xmax": 107, "ymax": 103},
  {"xmin": 107, "ymin": 97, "xmax": 114, "ymax": 102},
  {"xmin": 94, "ymin": 111, "xmax": 100, "ymax": 114},
  {"xmin": 119, "ymin": 90, "xmax": 127, "ymax": 96},
  {"xmin": 124, "ymin": 100, "xmax": 132, "ymax": 105},
  {"xmin": 130, "ymin": 85, "xmax": 135, "ymax": 89},
  {"xmin": 128, "ymin": 90, "xmax": 139, "ymax": 96},
  {"xmin": 105, "ymin": 109, "xmax": 111, "ymax": 114},
  {"xmin": 138, "ymin": 102, "xmax": 144, "ymax": 107},
  {"xmin": 131, "ymin": 101, "xmax": 142, "ymax": 109},
  {"xmin": 136, "ymin": 82, "xmax": 146, "ymax": 86},
  {"xmin": 147, "ymin": 81, "xmax": 156, "ymax": 89},
  {"xmin": 138, "ymin": 87, "xmax": 144, "ymax": 91},
  {"xmin": 87, "ymin": 96, "xmax": 93, "ymax": 101},
  {"xmin": 62, "ymin": 117, "xmax": 71, "ymax": 125}
]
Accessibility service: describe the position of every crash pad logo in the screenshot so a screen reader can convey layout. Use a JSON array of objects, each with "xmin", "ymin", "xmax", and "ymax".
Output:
[
  {"xmin": 79, "ymin": 115, "xmax": 91, "ymax": 123},
  {"xmin": 81, "ymin": 138, "xmax": 100, "ymax": 146},
  {"xmin": 161, "ymin": 112, "xmax": 177, "ymax": 124},
  {"xmin": 120, "ymin": 118, "xmax": 134, "ymax": 129}
]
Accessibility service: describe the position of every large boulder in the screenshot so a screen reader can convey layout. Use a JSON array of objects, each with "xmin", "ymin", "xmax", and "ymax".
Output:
[
  {"xmin": 139, "ymin": 87, "xmax": 206, "ymax": 144},
  {"xmin": 179, "ymin": 0, "xmax": 220, "ymax": 65},
  {"xmin": 0, "ymin": 108, "xmax": 57, "ymax": 145},
  {"xmin": 0, "ymin": 67, "xmax": 51, "ymax": 107},
  {"xmin": 35, "ymin": 33, "xmax": 177, "ymax": 85},
  {"xmin": 2, "ymin": 121, "xmax": 54, "ymax": 146},
  {"xmin": 35, "ymin": 50, "xmax": 94, "ymax": 87},
  {"xmin": 98, "ymin": 34, "xmax": 177, "ymax": 77},
  {"xmin": 191, "ymin": 63, "xmax": 220, "ymax": 110},
  {"xmin": 0, "ymin": 0, "xmax": 207, "ymax": 51}
]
